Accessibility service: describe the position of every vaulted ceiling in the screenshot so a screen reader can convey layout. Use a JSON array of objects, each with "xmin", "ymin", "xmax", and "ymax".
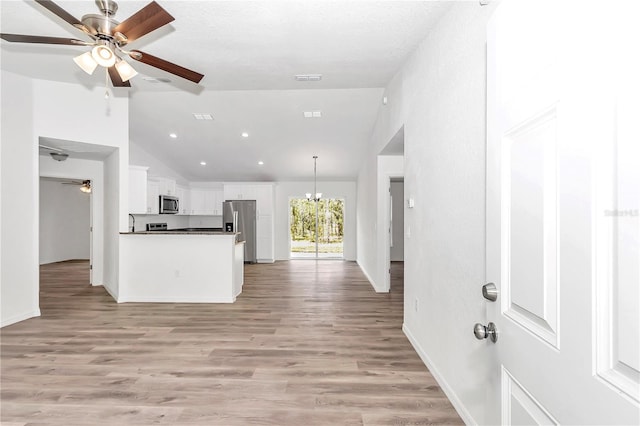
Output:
[{"xmin": 1, "ymin": 1, "xmax": 451, "ymax": 181}]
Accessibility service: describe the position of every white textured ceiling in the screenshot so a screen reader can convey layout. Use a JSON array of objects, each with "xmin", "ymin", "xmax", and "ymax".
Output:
[{"xmin": 1, "ymin": 1, "xmax": 451, "ymax": 180}]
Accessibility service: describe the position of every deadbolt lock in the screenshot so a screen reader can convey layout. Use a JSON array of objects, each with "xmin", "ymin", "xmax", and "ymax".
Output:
[{"xmin": 482, "ymin": 282, "xmax": 498, "ymax": 302}]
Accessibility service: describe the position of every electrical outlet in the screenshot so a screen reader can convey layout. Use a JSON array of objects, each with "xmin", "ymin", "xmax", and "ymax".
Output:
[{"xmin": 414, "ymin": 298, "xmax": 419, "ymax": 312}]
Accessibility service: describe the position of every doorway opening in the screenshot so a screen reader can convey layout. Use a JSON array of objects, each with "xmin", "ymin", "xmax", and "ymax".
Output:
[
  {"xmin": 289, "ymin": 198, "xmax": 344, "ymax": 259},
  {"xmin": 389, "ymin": 178, "xmax": 404, "ymax": 291},
  {"xmin": 39, "ymin": 176, "xmax": 92, "ymax": 282}
]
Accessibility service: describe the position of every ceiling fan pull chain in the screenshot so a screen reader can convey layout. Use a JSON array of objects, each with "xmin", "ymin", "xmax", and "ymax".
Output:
[{"xmin": 104, "ymin": 68, "xmax": 110, "ymax": 99}]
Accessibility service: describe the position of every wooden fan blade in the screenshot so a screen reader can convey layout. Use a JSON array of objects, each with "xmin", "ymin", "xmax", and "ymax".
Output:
[
  {"xmin": 108, "ymin": 66, "xmax": 132, "ymax": 88},
  {"xmin": 0, "ymin": 33, "xmax": 87, "ymax": 45},
  {"xmin": 129, "ymin": 50, "xmax": 204, "ymax": 83},
  {"xmin": 113, "ymin": 1, "xmax": 174, "ymax": 43},
  {"xmin": 34, "ymin": 0, "xmax": 91, "ymax": 34}
]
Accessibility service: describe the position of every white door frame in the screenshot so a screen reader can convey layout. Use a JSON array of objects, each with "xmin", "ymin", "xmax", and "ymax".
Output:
[{"xmin": 39, "ymin": 173, "xmax": 94, "ymax": 284}]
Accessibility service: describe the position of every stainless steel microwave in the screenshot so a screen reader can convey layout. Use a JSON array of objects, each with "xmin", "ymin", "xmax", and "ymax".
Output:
[{"xmin": 159, "ymin": 195, "xmax": 179, "ymax": 214}]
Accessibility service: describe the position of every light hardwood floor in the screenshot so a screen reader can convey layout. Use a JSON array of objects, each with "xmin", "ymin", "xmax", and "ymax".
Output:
[{"xmin": 1, "ymin": 260, "xmax": 462, "ymax": 425}]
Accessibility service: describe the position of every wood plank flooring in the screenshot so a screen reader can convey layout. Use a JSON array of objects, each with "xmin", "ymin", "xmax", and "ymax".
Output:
[{"xmin": 1, "ymin": 260, "xmax": 462, "ymax": 425}]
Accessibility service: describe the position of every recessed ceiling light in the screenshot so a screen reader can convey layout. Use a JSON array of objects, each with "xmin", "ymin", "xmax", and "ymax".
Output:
[
  {"xmin": 169, "ymin": 133, "xmax": 177, "ymax": 138},
  {"xmin": 258, "ymin": 161, "xmax": 264, "ymax": 165},
  {"xmin": 200, "ymin": 161, "xmax": 207, "ymax": 166},
  {"xmin": 193, "ymin": 113, "xmax": 214, "ymax": 120},
  {"xmin": 241, "ymin": 132, "xmax": 249, "ymax": 138}
]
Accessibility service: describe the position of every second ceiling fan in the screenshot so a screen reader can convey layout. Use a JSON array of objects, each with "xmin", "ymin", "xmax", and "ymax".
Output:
[{"xmin": 0, "ymin": 0, "xmax": 204, "ymax": 87}]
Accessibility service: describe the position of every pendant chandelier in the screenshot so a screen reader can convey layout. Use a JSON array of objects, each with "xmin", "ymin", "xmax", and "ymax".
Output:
[{"xmin": 305, "ymin": 156, "xmax": 322, "ymax": 202}]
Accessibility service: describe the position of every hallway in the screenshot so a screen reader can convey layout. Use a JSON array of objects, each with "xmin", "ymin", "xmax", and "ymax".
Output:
[{"xmin": 1, "ymin": 260, "xmax": 461, "ymax": 425}]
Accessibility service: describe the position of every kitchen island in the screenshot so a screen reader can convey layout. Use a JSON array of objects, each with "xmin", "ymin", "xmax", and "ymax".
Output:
[{"xmin": 119, "ymin": 230, "xmax": 244, "ymax": 303}]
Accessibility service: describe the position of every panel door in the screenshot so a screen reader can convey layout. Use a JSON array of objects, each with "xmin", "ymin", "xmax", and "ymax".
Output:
[{"xmin": 486, "ymin": 1, "xmax": 639, "ymax": 424}]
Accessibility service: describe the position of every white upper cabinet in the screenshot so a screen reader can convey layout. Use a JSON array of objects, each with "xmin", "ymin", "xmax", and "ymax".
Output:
[
  {"xmin": 157, "ymin": 177, "xmax": 176, "ymax": 196},
  {"xmin": 146, "ymin": 179, "xmax": 160, "ymax": 215},
  {"xmin": 190, "ymin": 188, "xmax": 206, "ymax": 215},
  {"xmin": 176, "ymin": 185, "xmax": 190, "ymax": 215},
  {"xmin": 189, "ymin": 187, "xmax": 224, "ymax": 215},
  {"xmin": 223, "ymin": 183, "xmax": 273, "ymax": 215},
  {"xmin": 223, "ymin": 184, "xmax": 255, "ymax": 201},
  {"xmin": 254, "ymin": 185, "xmax": 274, "ymax": 215},
  {"xmin": 128, "ymin": 166, "xmax": 148, "ymax": 214}
]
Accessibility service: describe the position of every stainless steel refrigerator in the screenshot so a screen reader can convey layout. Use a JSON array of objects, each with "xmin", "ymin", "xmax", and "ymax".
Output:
[{"xmin": 223, "ymin": 200, "xmax": 257, "ymax": 263}]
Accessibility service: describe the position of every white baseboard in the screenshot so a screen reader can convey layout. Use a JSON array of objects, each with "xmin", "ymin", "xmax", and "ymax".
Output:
[
  {"xmin": 356, "ymin": 260, "xmax": 386, "ymax": 293},
  {"xmin": 403, "ymin": 323, "xmax": 476, "ymax": 425},
  {"xmin": 100, "ymin": 283, "xmax": 118, "ymax": 303},
  {"xmin": 1, "ymin": 309, "xmax": 41, "ymax": 328}
]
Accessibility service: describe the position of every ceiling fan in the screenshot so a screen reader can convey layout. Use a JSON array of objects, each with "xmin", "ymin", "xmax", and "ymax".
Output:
[
  {"xmin": 61, "ymin": 179, "xmax": 92, "ymax": 193},
  {"xmin": 0, "ymin": 0, "xmax": 204, "ymax": 87}
]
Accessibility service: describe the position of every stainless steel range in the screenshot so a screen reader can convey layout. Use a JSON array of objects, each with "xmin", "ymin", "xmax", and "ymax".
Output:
[{"xmin": 146, "ymin": 223, "xmax": 168, "ymax": 231}]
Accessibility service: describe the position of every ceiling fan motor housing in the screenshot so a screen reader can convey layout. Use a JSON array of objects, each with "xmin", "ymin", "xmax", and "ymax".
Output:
[
  {"xmin": 96, "ymin": 0, "xmax": 118, "ymax": 17},
  {"xmin": 81, "ymin": 14, "xmax": 119, "ymax": 38}
]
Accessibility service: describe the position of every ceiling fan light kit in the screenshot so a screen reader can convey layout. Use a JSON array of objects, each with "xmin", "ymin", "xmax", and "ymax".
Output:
[
  {"xmin": 50, "ymin": 152, "xmax": 69, "ymax": 161},
  {"xmin": 80, "ymin": 180, "xmax": 92, "ymax": 193},
  {"xmin": 73, "ymin": 51, "xmax": 98, "ymax": 75},
  {"xmin": 0, "ymin": 0, "xmax": 204, "ymax": 88},
  {"xmin": 91, "ymin": 44, "xmax": 116, "ymax": 67},
  {"xmin": 114, "ymin": 59, "xmax": 138, "ymax": 82}
]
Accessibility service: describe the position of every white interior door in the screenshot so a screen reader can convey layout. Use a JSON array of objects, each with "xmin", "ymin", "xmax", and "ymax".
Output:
[{"xmin": 486, "ymin": 1, "xmax": 639, "ymax": 424}]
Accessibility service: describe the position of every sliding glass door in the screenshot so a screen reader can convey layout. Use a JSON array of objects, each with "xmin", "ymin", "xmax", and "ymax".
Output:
[{"xmin": 289, "ymin": 198, "xmax": 344, "ymax": 259}]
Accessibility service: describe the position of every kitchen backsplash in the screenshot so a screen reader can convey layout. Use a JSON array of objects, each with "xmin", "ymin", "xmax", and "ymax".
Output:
[
  {"xmin": 128, "ymin": 215, "xmax": 223, "ymax": 231},
  {"xmin": 188, "ymin": 216, "xmax": 223, "ymax": 228}
]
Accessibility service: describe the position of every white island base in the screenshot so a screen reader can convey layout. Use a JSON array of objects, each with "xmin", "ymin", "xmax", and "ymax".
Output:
[{"xmin": 119, "ymin": 233, "xmax": 244, "ymax": 303}]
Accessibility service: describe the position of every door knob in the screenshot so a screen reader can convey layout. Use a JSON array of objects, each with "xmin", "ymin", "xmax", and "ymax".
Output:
[
  {"xmin": 482, "ymin": 282, "xmax": 498, "ymax": 301},
  {"xmin": 474, "ymin": 322, "xmax": 498, "ymax": 343}
]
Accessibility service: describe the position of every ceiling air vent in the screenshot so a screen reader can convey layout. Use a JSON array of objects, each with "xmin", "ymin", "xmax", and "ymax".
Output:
[
  {"xmin": 143, "ymin": 77, "xmax": 171, "ymax": 83},
  {"xmin": 295, "ymin": 74, "xmax": 322, "ymax": 82},
  {"xmin": 193, "ymin": 113, "xmax": 214, "ymax": 120},
  {"xmin": 303, "ymin": 111, "xmax": 322, "ymax": 118}
]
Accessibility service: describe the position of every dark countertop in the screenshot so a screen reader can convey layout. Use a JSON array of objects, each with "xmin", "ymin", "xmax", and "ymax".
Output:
[{"xmin": 121, "ymin": 229, "xmax": 240, "ymax": 236}]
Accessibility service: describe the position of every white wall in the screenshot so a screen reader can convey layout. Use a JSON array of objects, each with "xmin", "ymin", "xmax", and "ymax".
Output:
[
  {"xmin": 1, "ymin": 73, "xmax": 129, "ymax": 327},
  {"xmin": 376, "ymin": 155, "xmax": 403, "ymax": 291},
  {"xmin": 40, "ymin": 156, "xmax": 105, "ymax": 284},
  {"xmin": 130, "ymin": 142, "xmax": 189, "ymax": 186},
  {"xmin": 274, "ymin": 181, "xmax": 357, "ymax": 261},
  {"xmin": 104, "ymin": 151, "xmax": 121, "ymax": 300},
  {"xmin": 356, "ymin": 3, "xmax": 498, "ymax": 424},
  {"xmin": 390, "ymin": 180, "xmax": 404, "ymax": 262},
  {"xmin": 34, "ymin": 81, "xmax": 129, "ymax": 302},
  {"xmin": 1, "ymin": 72, "xmax": 40, "ymax": 327},
  {"xmin": 39, "ymin": 178, "xmax": 90, "ymax": 264}
]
